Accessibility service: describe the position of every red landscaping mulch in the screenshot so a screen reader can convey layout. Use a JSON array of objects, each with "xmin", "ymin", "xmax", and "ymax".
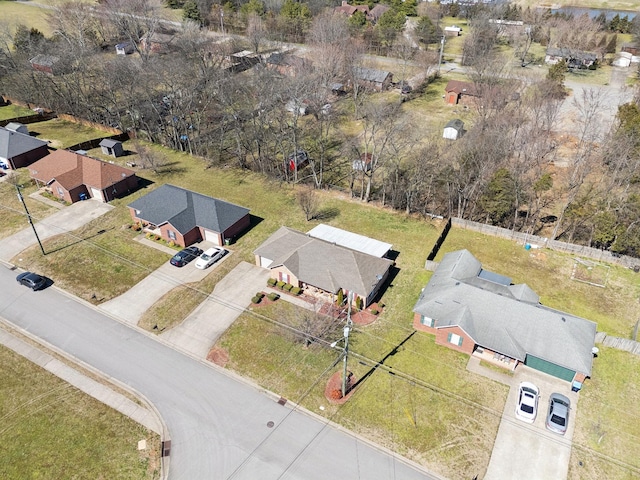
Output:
[
  {"xmin": 207, "ymin": 347, "xmax": 229, "ymax": 367},
  {"xmin": 324, "ymin": 370, "xmax": 358, "ymax": 404}
]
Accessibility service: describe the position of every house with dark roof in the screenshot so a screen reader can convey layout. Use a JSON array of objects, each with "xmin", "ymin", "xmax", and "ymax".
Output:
[
  {"xmin": 413, "ymin": 250, "xmax": 597, "ymax": 386},
  {"xmin": 444, "ymin": 80, "xmax": 478, "ymax": 105},
  {"xmin": 28, "ymin": 149, "xmax": 138, "ymax": 203},
  {"xmin": 128, "ymin": 184, "xmax": 251, "ymax": 247},
  {"xmin": 266, "ymin": 52, "xmax": 311, "ymax": 77},
  {"xmin": 334, "ymin": 1, "xmax": 370, "ymax": 18},
  {"xmin": 352, "ymin": 67, "xmax": 393, "ymax": 92},
  {"xmin": 0, "ymin": 126, "xmax": 49, "ymax": 170},
  {"xmin": 545, "ymin": 47, "xmax": 598, "ymax": 69},
  {"xmin": 254, "ymin": 226, "xmax": 393, "ymax": 307}
]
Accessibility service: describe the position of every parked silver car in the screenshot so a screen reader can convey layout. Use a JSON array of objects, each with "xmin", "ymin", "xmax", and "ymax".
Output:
[{"xmin": 546, "ymin": 393, "xmax": 571, "ymax": 435}]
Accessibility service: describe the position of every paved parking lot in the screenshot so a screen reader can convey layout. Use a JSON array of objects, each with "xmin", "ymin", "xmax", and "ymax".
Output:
[{"xmin": 484, "ymin": 365, "xmax": 579, "ymax": 480}]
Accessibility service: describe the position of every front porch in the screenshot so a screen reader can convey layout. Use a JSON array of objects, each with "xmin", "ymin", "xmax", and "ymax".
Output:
[{"xmin": 472, "ymin": 346, "xmax": 518, "ymax": 372}]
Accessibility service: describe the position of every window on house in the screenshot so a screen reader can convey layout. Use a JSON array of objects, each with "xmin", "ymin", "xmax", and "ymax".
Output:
[
  {"xmin": 168, "ymin": 230, "xmax": 176, "ymax": 240},
  {"xmin": 420, "ymin": 315, "xmax": 434, "ymax": 327},
  {"xmin": 447, "ymin": 332, "xmax": 463, "ymax": 347}
]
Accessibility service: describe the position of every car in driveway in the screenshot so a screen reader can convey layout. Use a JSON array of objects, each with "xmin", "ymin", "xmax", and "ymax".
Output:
[
  {"xmin": 16, "ymin": 272, "xmax": 47, "ymax": 291},
  {"xmin": 515, "ymin": 382, "xmax": 539, "ymax": 423},
  {"xmin": 170, "ymin": 246, "xmax": 203, "ymax": 267},
  {"xmin": 546, "ymin": 393, "xmax": 571, "ymax": 435},
  {"xmin": 194, "ymin": 247, "xmax": 226, "ymax": 269}
]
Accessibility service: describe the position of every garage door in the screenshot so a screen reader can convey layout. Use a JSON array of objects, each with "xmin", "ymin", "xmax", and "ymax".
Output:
[
  {"xmin": 204, "ymin": 229, "xmax": 221, "ymax": 245},
  {"xmin": 525, "ymin": 355, "xmax": 575, "ymax": 382},
  {"xmin": 260, "ymin": 257, "xmax": 273, "ymax": 268},
  {"xmin": 90, "ymin": 187, "xmax": 104, "ymax": 202}
]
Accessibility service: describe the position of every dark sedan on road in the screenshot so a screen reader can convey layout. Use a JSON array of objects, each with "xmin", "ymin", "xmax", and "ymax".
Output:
[
  {"xmin": 16, "ymin": 272, "xmax": 47, "ymax": 291},
  {"xmin": 170, "ymin": 246, "xmax": 203, "ymax": 267}
]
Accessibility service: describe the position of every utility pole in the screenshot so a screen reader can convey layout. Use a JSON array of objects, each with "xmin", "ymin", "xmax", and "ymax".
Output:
[
  {"xmin": 15, "ymin": 183, "xmax": 45, "ymax": 255},
  {"xmin": 438, "ymin": 35, "xmax": 445, "ymax": 75},
  {"xmin": 341, "ymin": 293, "xmax": 353, "ymax": 397}
]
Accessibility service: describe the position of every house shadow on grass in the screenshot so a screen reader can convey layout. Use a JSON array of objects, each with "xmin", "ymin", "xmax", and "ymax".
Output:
[
  {"xmin": 228, "ymin": 214, "xmax": 263, "ymax": 244},
  {"xmin": 370, "ymin": 265, "xmax": 400, "ymax": 305}
]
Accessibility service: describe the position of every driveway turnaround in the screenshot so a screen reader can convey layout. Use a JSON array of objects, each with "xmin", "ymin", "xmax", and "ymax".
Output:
[
  {"xmin": 0, "ymin": 265, "xmax": 440, "ymax": 480},
  {"xmin": 161, "ymin": 261, "xmax": 270, "ymax": 357},
  {"xmin": 484, "ymin": 365, "xmax": 578, "ymax": 480},
  {"xmin": 0, "ymin": 199, "xmax": 113, "ymax": 261}
]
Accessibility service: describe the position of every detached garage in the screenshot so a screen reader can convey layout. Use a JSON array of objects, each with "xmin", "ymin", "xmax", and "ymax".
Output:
[{"xmin": 127, "ymin": 184, "xmax": 250, "ymax": 248}]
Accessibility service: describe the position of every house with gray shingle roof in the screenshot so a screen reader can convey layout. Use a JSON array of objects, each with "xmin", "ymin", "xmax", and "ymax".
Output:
[
  {"xmin": 0, "ymin": 126, "xmax": 49, "ymax": 170},
  {"xmin": 413, "ymin": 250, "xmax": 597, "ymax": 386},
  {"xmin": 127, "ymin": 184, "xmax": 250, "ymax": 247},
  {"xmin": 254, "ymin": 226, "xmax": 393, "ymax": 307}
]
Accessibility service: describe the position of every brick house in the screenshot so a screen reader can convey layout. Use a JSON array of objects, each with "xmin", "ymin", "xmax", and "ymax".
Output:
[
  {"xmin": 254, "ymin": 226, "xmax": 393, "ymax": 307},
  {"xmin": 0, "ymin": 126, "xmax": 49, "ymax": 170},
  {"xmin": 28, "ymin": 149, "xmax": 138, "ymax": 203},
  {"xmin": 413, "ymin": 250, "xmax": 597, "ymax": 387},
  {"xmin": 444, "ymin": 80, "xmax": 478, "ymax": 105},
  {"xmin": 128, "ymin": 184, "xmax": 250, "ymax": 247}
]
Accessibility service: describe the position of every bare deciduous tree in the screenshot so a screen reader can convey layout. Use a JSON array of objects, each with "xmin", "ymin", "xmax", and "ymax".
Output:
[{"xmin": 296, "ymin": 186, "xmax": 319, "ymax": 221}]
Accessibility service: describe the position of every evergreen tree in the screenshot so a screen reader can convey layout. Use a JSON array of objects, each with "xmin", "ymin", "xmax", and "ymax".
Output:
[{"xmin": 183, "ymin": 1, "xmax": 202, "ymax": 24}]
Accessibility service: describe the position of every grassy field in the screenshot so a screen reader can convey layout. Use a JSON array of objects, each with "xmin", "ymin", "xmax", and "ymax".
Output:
[
  {"xmin": 0, "ymin": 2, "xmax": 54, "ymax": 36},
  {"xmin": 0, "ymin": 103, "xmax": 37, "ymax": 121},
  {"xmin": 28, "ymin": 118, "xmax": 110, "ymax": 149},
  {"xmin": 0, "ymin": 344, "xmax": 160, "ymax": 480},
  {"xmin": 569, "ymin": 346, "xmax": 640, "ymax": 479},
  {"xmin": 513, "ymin": 0, "xmax": 640, "ymax": 11},
  {"xmin": 0, "ymin": 169, "xmax": 58, "ymax": 240}
]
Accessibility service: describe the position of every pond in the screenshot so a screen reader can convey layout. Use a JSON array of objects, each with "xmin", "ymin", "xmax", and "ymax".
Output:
[{"xmin": 546, "ymin": 6, "xmax": 637, "ymax": 20}]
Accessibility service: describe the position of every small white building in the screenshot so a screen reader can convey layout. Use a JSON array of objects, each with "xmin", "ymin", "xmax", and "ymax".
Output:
[
  {"xmin": 443, "ymin": 119, "xmax": 464, "ymax": 140},
  {"xmin": 444, "ymin": 25, "xmax": 462, "ymax": 37}
]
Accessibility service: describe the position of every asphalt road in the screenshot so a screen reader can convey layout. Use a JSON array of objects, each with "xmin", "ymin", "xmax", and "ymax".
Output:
[{"xmin": 0, "ymin": 265, "xmax": 439, "ymax": 480}]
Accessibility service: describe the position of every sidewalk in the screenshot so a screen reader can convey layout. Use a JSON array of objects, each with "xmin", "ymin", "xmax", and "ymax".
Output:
[{"xmin": 0, "ymin": 325, "xmax": 163, "ymax": 435}]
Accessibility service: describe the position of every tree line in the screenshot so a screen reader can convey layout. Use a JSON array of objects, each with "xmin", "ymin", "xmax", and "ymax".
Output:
[{"xmin": 0, "ymin": 0, "xmax": 639, "ymax": 258}]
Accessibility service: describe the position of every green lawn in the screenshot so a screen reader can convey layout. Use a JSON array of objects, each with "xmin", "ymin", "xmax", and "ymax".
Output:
[
  {"xmin": 0, "ymin": 103, "xmax": 38, "ymax": 121},
  {"xmin": 0, "ymin": 344, "xmax": 160, "ymax": 480},
  {"xmin": 0, "ymin": 169, "xmax": 58, "ymax": 240},
  {"xmin": 569, "ymin": 347, "xmax": 640, "ymax": 479},
  {"xmin": 0, "ymin": 2, "xmax": 54, "ymax": 36},
  {"xmin": 28, "ymin": 118, "xmax": 110, "ymax": 149}
]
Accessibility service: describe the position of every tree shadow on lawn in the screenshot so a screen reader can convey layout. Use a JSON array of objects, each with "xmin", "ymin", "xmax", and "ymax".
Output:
[{"xmin": 313, "ymin": 207, "xmax": 340, "ymax": 221}]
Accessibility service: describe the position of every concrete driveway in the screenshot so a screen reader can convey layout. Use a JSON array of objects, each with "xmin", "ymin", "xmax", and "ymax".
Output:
[
  {"xmin": 484, "ymin": 366, "xmax": 579, "ymax": 480},
  {"xmin": 98, "ymin": 242, "xmax": 224, "ymax": 325},
  {"xmin": 0, "ymin": 199, "xmax": 113, "ymax": 262},
  {"xmin": 160, "ymin": 261, "xmax": 270, "ymax": 357}
]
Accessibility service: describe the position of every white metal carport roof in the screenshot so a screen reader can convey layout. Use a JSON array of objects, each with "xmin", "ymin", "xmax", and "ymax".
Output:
[{"xmin": 307, "ymin": 224, "xmax": 392, "ymax": 258}]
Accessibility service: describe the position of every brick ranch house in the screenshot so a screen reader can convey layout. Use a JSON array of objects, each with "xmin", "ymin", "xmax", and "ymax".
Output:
[
  {"xmin": 28, "ymin": 149, "xmax": 138, "ymax": 203},
  {"xmin": 254, "ymin": 226, "xmax": 393, "ymax": 307},
  {"xmin": 444, "ymin": 80, "xmax": 478, "ymax": 105},
  {"xmin": 0, "ymin": 126, "xmax": 49, "ymax": 170},
  {"xmin": 127, "ymin": 184, "xmax": 250, "ymax": 247},
  {"xmin": 413, "ymin": 249, "xmax": 597, "ymax": 387}
]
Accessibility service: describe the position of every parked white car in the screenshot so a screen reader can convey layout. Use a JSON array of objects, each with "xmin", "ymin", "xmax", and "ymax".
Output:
[
  {"xmin": 195, "ymin": 247, "xmax": 226, "ymax": 269},
  {"xmin": 515, "ymin": 381, "xmax": 539, "ymax": 423}
]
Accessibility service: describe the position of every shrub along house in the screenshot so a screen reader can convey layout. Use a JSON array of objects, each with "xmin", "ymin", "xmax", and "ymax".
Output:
[
  {"xmin": 254, "ymin": 226, "xmax": 393, "ymax": 307},
  {"xmin": 413, "ymin": 250, "xmax": 597, "ymax": 388},
  {"xmin": 28, "ymin": 149, "xmax": 138, "ymax": 203},
  {"xmin": 127, "ymin": 184, "xmax": 250, "ymax": 247}
]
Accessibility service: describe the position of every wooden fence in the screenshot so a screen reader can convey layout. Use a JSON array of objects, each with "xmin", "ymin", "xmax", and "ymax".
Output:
[{"xmin": 451, "ymin": 217, "xmax": 640, "ymax": 270}]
